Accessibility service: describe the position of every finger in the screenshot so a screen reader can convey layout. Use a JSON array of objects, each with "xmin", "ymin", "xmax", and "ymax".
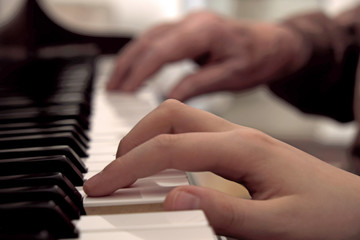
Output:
[
  {"xmin": 164, "ymin": 185, "xmax": 292, "ymax": 239},
  {"xmin": 119, "ymin": 22, "xmax": 212, "ymax": 91},
  {"xmin": 83, "ymin": 129, "xmax": 273, "ymax": 197},
  {"xmin": 168, "ymin": 60, "xmax": 258, "ymax": 101},
  {"xmin": 107, "ymin": 23, "xmax": 176, "ymax": 90},
  {"xmin": 106, "ymin": 41, "xmax": 144, "ymax": 90},
  {"xmin": 116, "ymin": 99, "xmax": 238, "ymax": 157}
]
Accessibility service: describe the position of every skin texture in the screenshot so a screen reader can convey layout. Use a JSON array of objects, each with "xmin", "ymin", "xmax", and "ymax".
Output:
[
  {"xmin": 84, "ymin": 99, "xmax": 360, "ymax": 240},
  {"xmin": 106, "ymin": 11, "xmax": 308, "ymax": 101}
]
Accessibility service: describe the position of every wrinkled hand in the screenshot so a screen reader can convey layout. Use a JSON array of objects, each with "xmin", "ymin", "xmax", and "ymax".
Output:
[
  {"xmin": 84, "ymin": 99, "xmax": 360, "ymax": 240},
  {"xmin": 106, "ymin": 11, "xmax": 307, "ymax": 101}
]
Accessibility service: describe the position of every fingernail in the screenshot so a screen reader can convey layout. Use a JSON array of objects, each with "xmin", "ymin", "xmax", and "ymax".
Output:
[{"xmin": 170, "ymin": 191, "xmax": 200, "ymax": 210}]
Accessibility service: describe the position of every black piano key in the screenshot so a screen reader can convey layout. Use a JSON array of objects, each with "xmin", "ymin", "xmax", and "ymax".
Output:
[
  {"xmin": 49, "ymin": 92, "xmax": 91, "ymax": 116},
  {"xmin": 0, "ymin": 91, "xmax": 89, "ymax": 104},
  {"xmin": 0, "ymin": 145, "xmax": 87, "ymax": 173},
  {"xmin": 0, "ymin": 73, "xmax": 92, "ymax": 110},
  {"xmin": 0, "ymin": 92, "xmax": 91, "ymax": 117},
  {"xmin": 2, "ymin": 58, "xmax": 93, "ymax": 93},
  {"xmin": 0, "ymin": 132, "xmax": 88, "ymax": 157},
  {"xmin": 0, "ymin": 105, "xmax": 89, "ymax": 130},
  {"xmin": 0, "ymin": 172, "xmax": 85, "ymax": 214},
  {"xmin": 0, "ymin": 230, "xmax": 55, "ymax": 240},
  {"xmin": 0, "ymin": 119, "xmax": 89, "ymax": 141},
  {"xmin": 0, "ymin": 46, "xmax": 96, "ymax": 239},
  {"xmin": 0, "ymin": 201, "xmax": 79, "ymax": 239},
  {"xmin": 0, "ymin": 125, "xmax": 88, "ymax": 149},
  {"xmin": 0, "ymin": 155, "xmax": 84, "ymax": 186},
  {"xmin": 59, "ymin": 61, "xmax": 94, "ymax": 88},
  {"xmin": 0, "ymin": 185, "xmax": 80, "ymax": 220}
]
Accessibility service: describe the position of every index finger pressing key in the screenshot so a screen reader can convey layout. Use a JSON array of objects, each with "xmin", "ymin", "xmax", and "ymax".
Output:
[
  {"xmin": 83, "ymin": 130, "xmax": 252, "ymax": 197},
  {"xmin": 116, "ymin": 99, "xmax": 239, "ymax": 157}
]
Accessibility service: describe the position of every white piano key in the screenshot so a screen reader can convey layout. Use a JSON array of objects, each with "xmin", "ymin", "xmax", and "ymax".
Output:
[
  {"xmin": 65, "ymin": 210, "xmax": 216, "ymax": 240},
  {"xmin": 87, "ymin": 132, "xmax": 126, "ymax": 142},
  {"xmin": 75, "ymin": 216, "xmax": 117, "ymax": 231},
  {"xmin": 75, "ymin": 210, "xmax": 209, "ymax": 231},
  {"xmin": 84, "ymin": 154, "xmax": 115, "ymax": 163},
  {"xmin": 71, "ymin": 226, "xmax": 216, "ymax": 240},
  {"xmin": 82, "ymin": 188, "xmax": 164, "ymax": 207},
  {"xmin": 81, "ymin": 176, "xmax": 189, "ymax": 207},
  {"xmin": 84, "ymin": 169, "xmax": 187, "ymax": 180},
  {"xmin": 85, "ymin": 161, "xmax": 111, "ymax": 172},
  {"xmin": 73, "ymin": 57, "xmax": 217, "ymax": 239},
  {"xmin": 84, "ymin": 171, "xmax": 102, "ymax": 179},
  {"xmin": 90, "ymin": 120, "xmax": 133, "ymax": 132},
  {"xmin": 87, "ymin": 144, "xmax": 118, "ymax": 155}
]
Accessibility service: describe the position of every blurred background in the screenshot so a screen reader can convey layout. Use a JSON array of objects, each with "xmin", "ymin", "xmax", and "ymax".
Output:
[{"xmin": 1, "ymin": 0, "xmax": 358, "ymax": 194}]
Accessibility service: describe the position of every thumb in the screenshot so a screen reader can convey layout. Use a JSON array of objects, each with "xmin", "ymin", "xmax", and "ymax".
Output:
[{"xmin": 163, "ymin": 185, "xmax": 286, "ymax": 239}]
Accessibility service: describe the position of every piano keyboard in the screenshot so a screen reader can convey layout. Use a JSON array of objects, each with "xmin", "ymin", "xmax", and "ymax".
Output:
[
  {"xmin": 0, "ymin": 55, "xmax": 217, "ymax": 239},
  {"xmin": 80, "ymin": 56, "xmax": 193, "ymax": 215},
  {"xmin": 67, "ymin": 210, "xmax": 216, "ymax": 240}
]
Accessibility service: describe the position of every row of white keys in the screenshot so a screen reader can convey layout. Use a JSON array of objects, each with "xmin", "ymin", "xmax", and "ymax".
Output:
[
  {"xmin": 71, "ymin": 57, "xmax": 217, "ymax": 239},
  {"xmin": 65, "ymin": 210, "xmax": 217, "ymax": 240},
  {"xmin": 79, "ymin": 56, "xmax": 190, "ymax": 210}
]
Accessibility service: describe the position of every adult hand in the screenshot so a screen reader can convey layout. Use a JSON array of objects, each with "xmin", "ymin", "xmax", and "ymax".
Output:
[
  {"xmin": 106, "ymin": 11, "xmax": 307, "ymax": 101},
  {"xmin": 84, "ymin": 99, "xmax": 360, "ymax": 240}
]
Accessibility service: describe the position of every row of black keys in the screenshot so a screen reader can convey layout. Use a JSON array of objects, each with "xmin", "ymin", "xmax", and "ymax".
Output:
[{"xmin": 0, "ymin": 57, "xmax": 96, "ymax": 239}]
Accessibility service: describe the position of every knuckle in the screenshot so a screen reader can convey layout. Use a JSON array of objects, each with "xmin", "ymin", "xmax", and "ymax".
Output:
[
  {"xmin": 138, "ymin": 34, "xmax": 164, "ymax": 52},
  {"xmin": 156, "ymin": 99, "xmax": 184, "ymax": 117},
  {"xmin": 139, "ymin": 37, "xmax": 155, "ymax": 50},
  {"xmin": 159, "ymin": 98, "xmax": 183, "ymax": 108},
  {"xmin": 150, "ymin": 42, "xmax": 168, "ymax": 59},
  {"xmin": 188, "ymin": 11, "xmax": 222, "ymax": 25},
  {"xmin": 139, "ymin": 39, "xmax": 169, "ymax": 62},
  {"xmin": 183, "ymin": 11, "xmax": 225, "ymax": 36}
]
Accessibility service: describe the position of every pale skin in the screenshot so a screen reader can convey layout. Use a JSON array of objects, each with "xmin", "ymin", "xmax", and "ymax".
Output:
[
  {"xmin": 106, "ymin": 11, "xmax": 308, "ymax": 101},
  {"xmin": 86, "ymin": 10, "xmax": 360, "ymax": 240},
  {"xmin": 84, "ymin": 99, "xmax": 360, "ymax": 240}
]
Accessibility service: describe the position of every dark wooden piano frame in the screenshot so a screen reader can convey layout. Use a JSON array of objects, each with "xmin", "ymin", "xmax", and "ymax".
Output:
[{"xmin": 0, "ymin": 0, "xmax": 131, "ymax": 58}]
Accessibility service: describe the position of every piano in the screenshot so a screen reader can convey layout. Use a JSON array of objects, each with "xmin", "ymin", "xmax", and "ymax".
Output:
[{"xmin": 0, "ymin": 1, "xmax": 218, "ymax": 239}]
